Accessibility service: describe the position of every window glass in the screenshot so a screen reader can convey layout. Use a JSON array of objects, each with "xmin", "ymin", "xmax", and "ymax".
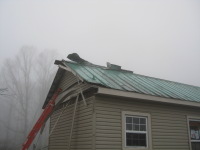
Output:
[
  {"xmin": 125, "ymin": 115, "xmax": 148, "ymax": 147},
  {"xmin": 133, "ymin": 117, "xmax": 139, "ymax": 124},
  {"xmin": 126, "ymin": 117, "xmax": 132, "ymax": 123},
  {"xmin": 190, "ymin": 120, "xmax": 200, "ymax": 141},
  {"xmin": 133, "ymin": 124, "xmax": 139, "ymax": 131},
  {"xmin": 126, "ymin": 133, "xmax": 147, "ymax": 146},
  {"xmin": 140, "ymin": 125, "xmax": 146, "ymax": 131},
  {"xmin": 126, "ymin": 124, "xmax": 132, "ymax": 130},
  {"xmin": 140, "ymin": 118, "xmax": 146, "ymax": 124}
]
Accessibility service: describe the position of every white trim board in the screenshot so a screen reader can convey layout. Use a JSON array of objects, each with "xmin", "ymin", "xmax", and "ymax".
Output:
[
  {"xmin": 97, "ymin": 87, "xmax": 200, "ymax": 108},
  {"xmin": 122, "ymin": 111, "xmax": 152, "ymax": 150}
]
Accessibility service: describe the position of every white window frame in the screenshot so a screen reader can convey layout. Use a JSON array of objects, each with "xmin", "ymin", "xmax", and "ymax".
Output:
[
  {"xmin": 187, "ymin": 116, "xmax": 200, "ymax": 150},
  {"xmin": 122, "ymin": 111, "xmax": 152, "ymax": 150}
]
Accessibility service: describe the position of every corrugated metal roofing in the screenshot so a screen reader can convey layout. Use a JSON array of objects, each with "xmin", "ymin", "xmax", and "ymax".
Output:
[{"xmin": 63, "ymin": 61, "xmax": 200, "ymax": 103}]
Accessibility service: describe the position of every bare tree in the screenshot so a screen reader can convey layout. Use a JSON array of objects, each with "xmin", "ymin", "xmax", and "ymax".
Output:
[
  {"xmin": 0, "ymin": 47, "xmax": 59, "ymax": 150},
  {"xmin": 0, "ymin": 88, "xmax": 7, "ymax": 95},
  {"xmin": 1, "ymin": 46, "xmax": 36, "ymax": 150},
  {"xmin": 31, "ymin": 50, "xmax": 58, "ymax": 149}
]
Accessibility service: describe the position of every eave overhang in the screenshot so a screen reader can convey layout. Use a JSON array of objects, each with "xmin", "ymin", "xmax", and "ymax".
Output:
[
  {"xmin": 43, "ymin": 59, "xmax": 200, "ymax": 109},
  {"xmin": 97, "ymin": 87, "xmax": 200, "ymax": 108}
]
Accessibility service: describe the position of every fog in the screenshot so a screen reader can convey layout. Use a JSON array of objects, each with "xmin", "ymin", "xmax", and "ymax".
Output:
[
  {"xmin": 0, "ymin": 0, "xmax": 200, "ymax": 86},
  {"xmin": 0, "ymin": 0, "xmax": 200, "ymax": 149}
]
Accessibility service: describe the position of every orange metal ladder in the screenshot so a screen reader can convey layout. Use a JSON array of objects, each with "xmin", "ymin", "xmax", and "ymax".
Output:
[{"xmin": 21, "ymin": 88, "xmax": 62, "ymax": 150}]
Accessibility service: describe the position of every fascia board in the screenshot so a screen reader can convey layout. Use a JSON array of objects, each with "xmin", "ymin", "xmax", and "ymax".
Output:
[{"xmin": 97, "ymin": 87, "xmax": 200, "ymax": 108}]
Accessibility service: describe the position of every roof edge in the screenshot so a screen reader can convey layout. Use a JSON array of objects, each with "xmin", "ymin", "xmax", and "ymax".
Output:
[
  {"xmin": 42, "ymin": 67, "xmax": 64, "ymax": 108},
  {"xmin": 42, "ymin": 60, "xmax": 84, "ymax": 109},
  {"xmin": 97, "ymin": 87, "xmax": 200, "ymax": 108}
]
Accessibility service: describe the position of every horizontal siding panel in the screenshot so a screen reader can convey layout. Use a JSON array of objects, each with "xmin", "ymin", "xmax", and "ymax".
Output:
[
  {"xmin": 94, "ymin": 96, "xmax": 200, "ymax": 150},
  {"xmin": 49, "ymin": 145, "xmax": 67, "ymax": 149},
  {"xmin": 152, "ymin": 130, "xmax": 188, "ymax": 138},
  {"xmin": 51, "ymin": 140, "xmax": 92, "ymax": 145},
  {"xmin": 96, "ymin": 149, "xmax": 121, "ymax": 150},
  {"xmin": 58, "ymin": 71, "xmax": 77, "ymax": 90},
  {"xmin": 52, "ymin": 127, "xmax": 92, "ymax": 134},
  {"xmin": 96, "ymin": 144, "xmax": 122, "ymax": 149},
  {"xmin": 50, "ymin": 133, "xmax": 92, "ymax": 140},
  {"xmin": 96, "ymin": 141, "xmax": 121, "ymax": 145},
  {"xmin": 152, "ymin": 128, "xmax": 188, "ymax": 134},
  {"xmin": 153, "ymin": 145, "xmax": 189, "ymax": 148},
  {"xmin": 152, "ymin": 125, "xmax": 187, "ymax": 130},
  {"xmin": 152, "ymin": 118, "xmax": 187, "ymax": 124},
  {"xmin": 151, "ymin": 115, "xmax": 187, "ymax": 121},
  {"xmin": 50, "ymin": 130, "xmax": 93, "ymax": 139},
  {"xmin": 96, "ymin": 121, "xmax": 121, "ymax": 127},
  {"xmin": 96, "ymin": 133, "xmax": 121, "ymax": 138},
  {"xmin": 96, "ymin": 99, "xmax": 200, "ymax": 115},
  {"xmin": 52, "ymin": 115, "xmax": 92, "ymax": 125},
  {"xmin": 50, "ymin": 125, "xmax": 93, "ymax": 136},
  {"xmin": 69, "ymin": 145, "xmax": 92, "ymax": 149},
  {"xmin": 153, "ymin": 140, "xmax": 188, "ymax": 145},
  {"xmin": 72, "ymin": 129, "xmax": 93, "ymax": 135},
  {"xmin": 96, "ymin": 114, "xmax": 120, "ymax": 120},
  {"xmin": 51, "ymin": 115, "xmax": 92, "ymax": 128},
  {"xmin": 95, "ymin": 106, "xmax": 121, "ymax": 113},
  {"xmin": 153, "ymin": 148, "xmax": 188, "ymax": 150},
  {"xmin": 96, "ymin": 129, "xmax": 121, "ymax": 134},
  {"xmin": 96, "ymin": 125, "xmax": 121, "ymax": 130},
  {"xmin": 49, "ymin": 96, "xmax": 94, "ymax": 150},
  {"xmin": 51, "ymin": 104, "xmax": 93, "ymax": 115},
  {"xmin": 152, "ymin": 135, "xmax": 188, "ymax": 140},
  {"xmin": 96, "ymin": 137, "xmax": 121, "ymax": 142},
  {"xmin": 96, "ymin": 117, "xmax": 121, "ymax": 123}
]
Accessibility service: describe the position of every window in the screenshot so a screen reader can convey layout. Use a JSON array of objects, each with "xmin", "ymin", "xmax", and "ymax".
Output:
[
  {"xmin": 188, "ymin": 118, "xmax": 200, "ymax": 150},
  {"xmin": 190, "ymin": 120, "xmax": 200, "ymax": 141},
  {"xmin": 122, "ymin": 111, "xmax": 152, "ymax": 150}
]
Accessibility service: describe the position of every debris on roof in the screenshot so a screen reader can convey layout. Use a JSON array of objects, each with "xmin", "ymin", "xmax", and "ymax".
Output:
[
  {"xmin": 107, "ymin": 62, "xmax": 121, "ymax": 70},
  {"xmin": 67, "ymin": 53, "xmax": 94, "ymax": 65}
]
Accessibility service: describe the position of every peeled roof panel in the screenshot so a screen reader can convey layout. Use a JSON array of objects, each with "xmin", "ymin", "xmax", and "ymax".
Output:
[{"xmin": 65, "ymin": 61, "xmax": 200, "ymax": 103}]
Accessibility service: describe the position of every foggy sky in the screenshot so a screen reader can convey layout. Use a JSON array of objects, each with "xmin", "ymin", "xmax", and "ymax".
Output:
[{"xmin": 0, "ymin": 0, "xmax": 200, "ymax": 86}]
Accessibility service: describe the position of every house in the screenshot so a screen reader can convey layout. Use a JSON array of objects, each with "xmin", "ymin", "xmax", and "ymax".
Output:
[{"xmin": 43, "ymin": 53, "xmax": 200, "ymax": 150}]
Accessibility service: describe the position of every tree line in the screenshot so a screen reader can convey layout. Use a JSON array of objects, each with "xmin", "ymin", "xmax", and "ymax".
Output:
[{"xmin": 0, "ymin": 46, "xmax": 60, "ymax": 150}]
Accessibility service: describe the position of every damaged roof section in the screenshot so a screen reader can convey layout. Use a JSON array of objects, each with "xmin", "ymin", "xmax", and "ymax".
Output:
[
  {"xmin": 44, "ymin": 53, "xmax": 200, "ymax": 108},
  {"xmin": 63, "ymin": 60, "xmax": 200, "ymax": 103}
]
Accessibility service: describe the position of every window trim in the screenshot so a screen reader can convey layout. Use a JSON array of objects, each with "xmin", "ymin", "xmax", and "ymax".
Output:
[
  {"xmin": 187, "ymin": 116, "xmax": 200, "ymax": 150},
  {"xmin": 122, "ymin": 111, "xmax": 152, "ymax": 150}
]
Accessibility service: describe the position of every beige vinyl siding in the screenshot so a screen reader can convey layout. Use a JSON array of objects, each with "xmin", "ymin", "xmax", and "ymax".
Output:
[
  {"xmin": 59, "ymin": 71, "xmax": 78, "ymax": 91},
  {"xmin": 49, "ymin": 97, "xmax": 94, "ymax": 150},
  {"xmin": 95, "ymin": 95, "xmax": 200, "ymax": 150},
  {"xmin": 58, "ymin": 70, "xmax": 93, "ymax": 92},
  {"xmin": 56, "ymin": 70, "xmax": 93, "ymax": 103}
]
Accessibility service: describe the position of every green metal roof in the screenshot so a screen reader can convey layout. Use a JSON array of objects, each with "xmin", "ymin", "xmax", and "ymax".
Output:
[{"xmin": 63, "ymin": 61, "xmax": 200, "ymax": 103}]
